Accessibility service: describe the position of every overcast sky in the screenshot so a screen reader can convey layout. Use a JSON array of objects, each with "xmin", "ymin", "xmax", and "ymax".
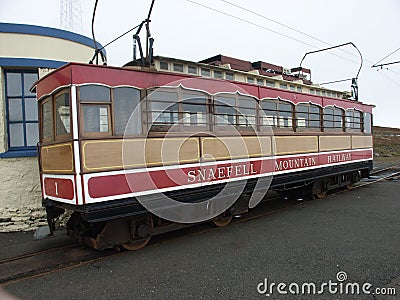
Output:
[{"xmin": 1, "ymin": 0, "xmax": 399, "ymax": 128}]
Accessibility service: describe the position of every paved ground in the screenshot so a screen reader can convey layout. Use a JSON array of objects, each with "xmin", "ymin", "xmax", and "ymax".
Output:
[{"xmin": 1, "ymin": 174, "xmax": 400, "ymax": 299}]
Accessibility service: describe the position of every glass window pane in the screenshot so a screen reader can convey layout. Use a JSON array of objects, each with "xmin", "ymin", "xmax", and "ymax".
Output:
[
  {"xmin": 215, "ymin": 96, "xmax": 235, "ymax": 107},
  {"xmin": 160, "ymin": 61, "xmax": 169, "ymax": 70},
  {"xmin": 55, "ymin": 93, "xmax": 71, "ymax": 135},
  {"xmin": 364, "ymin": 113, "xmax": 372, "ymax": 134},
  {"xmin": 266, "ymin": 81, "xmax": 275, "ymax": 87},
  {"xmin": 173, "ymin": 63, "xmax": 184, "ymax": 72},
  {"xmin": 279, "ymin": 103, "xmax": 292, "ymax": 112},
  {"xmin": 24, "ymin": 73, "xmax": 38, "ymax": 96},
  {"xmin": 296, "ymin": 105, "xmax": 308, "ymax": 113},
  {"xmin": 9, "ymin": 123, "xmax": 24, "ymax": 147},
  {"xmin": 182, "ymin": 93, "xmax": 207, "ymax": 104},
  {"xmin": 148, "ymin": 91, "xmax": 178, "ymax": 102},
  {"xmin": 310, "ymin": 106, "xmax": 320, "ymax": 114},
  {"xmin": 188, "ymin": 65, "xmax": 197, "ymax": 74},
  {"xmin": 201, "ymin": 68, "xmax": 211, "ymax": 77},
  {"xmin": 80, "ymin": 85, "xmax": 110, "ymax": 102},
  {"xmin": 114, "ymin": 87, "xmax": 141, "ymax": 135},
  {"xmin": 25, "ymin": 98, "xmax": 38, "ymax": 121},
  {"xmin": 225, "ymin": 73, "xmax": 234, "ymax": 80},
  {"xmin": 6, "ymin": 73, "xmax": 22, "ymax": 97},
  {"xmin": 214, "ymin": 71, "xmax": 223, "ymax": 79},
  {"xmin": 42, "ymin": 100, "xmax": 53, "ymax": 139},
  {"xmin": 262, "ymin": 101, "xmax": 276, "ymax": 111},
  {"xmin": 26, "ymin": 123, "xmax": 39, "ymax": 146},
  {"xmin": 8, "ymin": 98, "xmax": 23, "ymax": 121},
  {"xmin": 152, "ymin": 103, "xmax": 178, "ymax": 125},
  {"xmin": 83, "ymin": 105, "xmax": 109, "ymax": 132}
]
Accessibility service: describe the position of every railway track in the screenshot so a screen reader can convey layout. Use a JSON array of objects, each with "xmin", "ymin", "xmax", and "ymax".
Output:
[{"xmin": 1, "ymin": 164, "xmax": 399, "ymax": 286}]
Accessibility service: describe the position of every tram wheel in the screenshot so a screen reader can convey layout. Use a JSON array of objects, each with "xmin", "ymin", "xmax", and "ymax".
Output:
[
  {"xmin": 121, "ymin": 236, "xmax": 151, "ymax": 251},
  {"xmin": 312, "ymin": 179, "xmax": 327, "ymax": 199},
  {"xmin": 121, "ymin": 216, "xmax": 153, "ymax": 251},
  {"xmin": 212, "ymin": 212, "xmax": 233, "ymax": 227}
]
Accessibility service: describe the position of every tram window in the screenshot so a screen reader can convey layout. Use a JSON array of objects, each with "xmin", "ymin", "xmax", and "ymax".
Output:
[
  {"xmin": 113, "ymin": 87, "xmax": 141, "ymax": 135},
  {"xmin": 214, "ymin": 70, "xmax": 223, "ymax": 79},
  {"xmin": 80, "ymin": 85, "xmax": 110, "ymax": 102},
  {"xmin": 290, "ymin": 85, "xmax": 295, "ymax": 91},
  {"xmin": 310, "ymin": 89, "xmax": 315, "ymax": 94},
  {"xmin": 173, "ymin": 63, "xmax": 184, "ymax": 72},
  {"xmin": 296, "ymin": 104, "xmax": 308, "ymax": 128},
  {"xmin": 160, "ymin": 61, "xmax": 169, "ymax": 70},
  {"xmin": 297, "ymin": 86, "xmax": 302, "ymax": 93},
  {"xmin": 82, "ymin": 105, "xmax": 110, "ymax": 133},
  {"xmin": 182, "ymin": 93, "xmax": 208, "ymax": 126},
  {"xmin": 279, "ymin": 83, "xmax": 288, "ymax": 90},
  {"xmin": 277, "ymin": 102, "xmax": 293, "ymax": 128},
  {"xmin": 247, "ymin": 77, "xmax": 254, "ymax": 84},
  {"xmin": 237, "ymin": 96, "xmax": 256, "ymax": 128},
  {"xmin": 345, "ymin": 109, "xmax": 362, "ymax": 132},
  {"xmin": 41, "ymin": 98, "xmax": 53, "ymax": 140},
  {"xmin": 225, "ymin": 72, "xmax": 234, "ymax": 80},
  {"xmin": 55, "ymin": 92, "xmax": 70, "ymax": 136},
  {"xmin": 147, "ymin": 90, "xmax": 179, "ymax": 127},
  {"xmin": 215, "ymin": 96, "xmax": 236, "ymax": 126},
  {"xmin": 364, "ymin": 112, "xmax": 372, "ymax": 134},
  {"xmin": 316, "ymin": 90, "xmax": 321, "ymax": 96},
  {"xmin": 257, "ymin": 79, "xmax": 264, "ymax": 86},
  {"xmin": 296, "ymin": 103, "xmax": 321, "ymax": 130},
  {"xmin": 266, "ymin": 81, "xmax": 275, "ymax": 87},
  {"xmin": 309, "ymin": 105, "xmax": 321, "ymax": 129},
  {"xmin": 201, "ymin": 68, "xmax": 211, "ymax": 77},
  {"xmin": 188, "ymin": 65, "xmax": 197, "ymax": 74},
  {"xmin": 323, "ymin": 107, "xmax": 343, "ymax": 131},
  {"xmin": 261, "ymin": 100, "xmax": 277, "ymax": 127}
]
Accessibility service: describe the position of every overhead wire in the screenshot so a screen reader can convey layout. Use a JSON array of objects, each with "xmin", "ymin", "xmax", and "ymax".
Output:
[
  {"xmin": 185, "ymin": 0, "xmax": 359, "ymax": 65},
  {"xmin": 372, "ymin": 47, "xmax": 400, "ymax": 67}
]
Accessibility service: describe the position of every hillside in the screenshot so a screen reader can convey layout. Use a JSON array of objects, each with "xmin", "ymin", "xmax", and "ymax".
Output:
[{"xmin": 373, "ymin": 126, "xmax": 400, "ymax": 158}]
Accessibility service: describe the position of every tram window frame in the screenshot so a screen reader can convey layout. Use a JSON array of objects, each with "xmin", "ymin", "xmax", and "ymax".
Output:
[
  {"xmin": 145, "ymin": 88, "xmax": 210, "ymax": 132},
  {"xmin": 363, "ymin": 112, "xmax": 372, "ymax": 134},
  {"xmin": 213, "ymin": 70, "xmax": 223, "ymax": 79},
  {"xmin": 214, "ymin": 93, "xmax": 257, "ymax": 132},
  {"xmin": 181, "ymin": 92, "xmax": 210, "ymax": 130},
  {"xmin": 188, "ymin": 65, "xmax": 197, "ymax": 75},
  {"xmin": 260, "ymin": 100, "xmax": 277, "ymax": 129},
  {"xmin": 145, "ymin": 89, "xmax": 179, "ymax": 131},
  {"xmin": 40, "ymin": 96, "xmax": 53, "ymax": 143},
  {"xmin": 79, "ymin": 85, "xmax": 112, "ymax": 137},
  {"xmin": 323, "ymin": 107, "xmax": 344, "ymax": 132},
  {"xmin": 260, "ymin": 99, "xmax": 294, "ymax": 132},
  {"xmin": 225, "ymin": 72, "xmax": 234, "ymax": 80},
  {"xmin": 345, "ymin": 109, "xmax": 363, "ymax": 132},
  {"xmin": 54, "ymin": 90, "xmax": 72, "ymax": 141},
  {"xmin": 295, "ymin": 103, "xmax": 321, "ymax": 132},
  {"xmin": 173, "ymin": 63, "xmax": 184, "ymax": 72},
  {"xmin": 112, "ymin": 87, "xmax": 142, "ymax": 136}
]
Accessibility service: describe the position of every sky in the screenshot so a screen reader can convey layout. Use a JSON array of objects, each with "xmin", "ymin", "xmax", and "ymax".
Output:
[{"xmin": 1, "ymin": 0, "xmax": 400, "ymax": 128}]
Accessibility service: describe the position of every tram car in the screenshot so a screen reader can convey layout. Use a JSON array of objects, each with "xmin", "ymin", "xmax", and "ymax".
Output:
[{"xmin": 33, "ymin": 53, "xmax": 374, "ymax": 250}]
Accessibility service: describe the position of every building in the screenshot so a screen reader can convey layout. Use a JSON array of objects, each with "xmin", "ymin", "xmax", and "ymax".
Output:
[{"xmin": 0, "ymin": 23, "xmax": 105, "ymax": 231}]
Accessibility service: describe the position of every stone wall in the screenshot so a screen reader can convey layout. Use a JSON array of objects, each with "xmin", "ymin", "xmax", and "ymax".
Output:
[{"xmin": 0, "ymin": 157, "xmax": 46, "ymax": 232}]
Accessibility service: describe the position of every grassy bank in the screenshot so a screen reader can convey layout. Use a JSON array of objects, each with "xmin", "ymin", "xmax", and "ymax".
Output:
[{"xmin": 373, "ymin": 126, "xmax": 400, "ymax": 159}]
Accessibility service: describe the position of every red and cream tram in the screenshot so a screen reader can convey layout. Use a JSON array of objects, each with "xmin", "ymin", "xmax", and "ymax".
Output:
[{"xmin": 34, "ymin": 54, "xmax": 373, "ymax": 249}]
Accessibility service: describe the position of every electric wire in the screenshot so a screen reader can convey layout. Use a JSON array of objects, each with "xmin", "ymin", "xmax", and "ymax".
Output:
[
  {"xmin": 372, "ymin": 47, "xmax": 400, "ymax": 67},
  {"xmin": 185, "ymin": 0, "xmax": 359, "ymax": 65}
]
